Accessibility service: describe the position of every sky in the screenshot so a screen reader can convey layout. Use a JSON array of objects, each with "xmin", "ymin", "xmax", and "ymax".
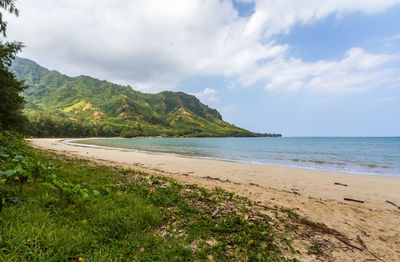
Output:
[{"xmin": 5, "ymin": 0, "xmax": 400, "ymax": 136}]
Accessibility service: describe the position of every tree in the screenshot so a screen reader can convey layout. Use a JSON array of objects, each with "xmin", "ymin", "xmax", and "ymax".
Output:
[
  {"xmin": 0, "ymin": 0, "xmax": 26, "ymax": 131},
  {"xmin": 0, "ymin": 0, "xmax": 19, "ymax": 36}
]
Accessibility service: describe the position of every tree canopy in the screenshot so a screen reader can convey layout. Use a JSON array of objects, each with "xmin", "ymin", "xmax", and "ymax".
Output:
[
  {"xmin": 0, "ymin": 0, "xmax": 26, "ymax": 131},
  {"xmin": 0, "ymin": 0, "xmax": 19, "ymax": 36}
]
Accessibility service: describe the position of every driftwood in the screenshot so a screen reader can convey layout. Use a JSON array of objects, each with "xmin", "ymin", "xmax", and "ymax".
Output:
[
  {"xmin": 357, "ymin": 235, "xmax": 385, "ymax": 262},
  {"xmin": 337, "ymin": 237, "xmax": 363, "ymax": 251},
  {"xmin": 386, "ymin": 200, "xmax": 400, "ymax": 210},
  {"xmin": 334, "ymin": 182, "xmax": 348, "ymax": 187},
  {"xmin": 297, "ymin": 217, "xmax": 385, "ymax": 260},
  {"xmin": 344, "ymin": 198, "xmax": 364, "ymax": 203}
]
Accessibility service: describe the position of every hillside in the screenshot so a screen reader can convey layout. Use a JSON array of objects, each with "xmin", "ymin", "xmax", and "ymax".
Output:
[{"xmin": 10, "ymin": 57, "xmax": 278, "ymax": 137}]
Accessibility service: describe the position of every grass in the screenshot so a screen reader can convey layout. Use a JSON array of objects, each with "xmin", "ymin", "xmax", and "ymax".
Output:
[{"xmin": 1, "ymin": 138, "xmax": 335, "ymax": 261}]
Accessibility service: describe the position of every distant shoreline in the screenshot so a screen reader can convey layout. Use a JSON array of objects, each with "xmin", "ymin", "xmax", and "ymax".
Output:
[{"xmin": 64, "ymin": 136, "xmax": 400, "ymax": 178}]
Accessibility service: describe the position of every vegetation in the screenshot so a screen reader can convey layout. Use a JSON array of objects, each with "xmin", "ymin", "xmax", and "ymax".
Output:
[
  {"xmin": 10, "ymin": 57, "xmax": 281, "ymax": 138},
  {"xmin": 0, "ymin": 131, "xmax": 339, "ymax": 261},
  {"xmin": 25, "ymin": 111, "xmax": 117, "ymax": 138},
  {"xmin": 0, "ymin": 0, "xmax": 27, "ymax": 131}
]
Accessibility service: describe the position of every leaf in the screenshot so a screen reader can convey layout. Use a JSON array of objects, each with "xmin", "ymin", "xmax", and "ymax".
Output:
[
  {"xmin": 4, "ymin": 169, "xmax": 16, "ymax": 177},
  {"xmin": 0, "ymin": 153, "xmax": 9, "ymax": 159},
  {"xmin": 39, "ymin": 182, "xmax": 57, "ymax": 191},
  {"xmin": 80, "ymin": 192, "xmax": 89, "ymax": 200},
  {"xmin": 92, "ymin": 190, "xmax": 101, "ymax": 197},
  {"xmin": 14, "ymin": 155, "xmax": 24, "ymax": 162},
  {"xmin": 7, "ymin": 197, "xmax": 25, "ymax": 205}
]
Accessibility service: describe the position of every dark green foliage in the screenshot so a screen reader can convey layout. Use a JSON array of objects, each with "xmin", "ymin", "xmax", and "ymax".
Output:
[
  {"xmin": 26, "ymin": 111, "xmax": 118, "ymax": 137},
  {"xmin": 0, "ymin": 131, "xmax": 95, "ymax": 200},
  {"xmin": 10, "ymin": 57, "xmax": 281, "ymax": 137},
  {"xmin": 0, "ymin": 129, "xmax": 27, "ymax": 155},
  {"xmin": 0, "ymin": 1, "xmax": 27, "ymax": 131},
  {"xmin": 0, "ymin": 49, "xmax": 27, "ymax": 131}
]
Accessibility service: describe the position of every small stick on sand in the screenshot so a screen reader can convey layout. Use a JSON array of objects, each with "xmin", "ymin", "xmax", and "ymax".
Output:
[
  {"xmin": 336, "ymin": 237, "xmax": 363, "ymax": 251},
  {"xmin": 344, "ymin": 198, "xmax": 364, "ymax": 203},
  {"xmin": 386, "ymin": 200, "xmax": 400, "ymax": 210},
  {"xmin": 334, "ymin": 182, "xmax": 348, "ymax": 187},
  {"xmin": 357, "ymin": 235, "xmax": 385, "ymax": 262}
]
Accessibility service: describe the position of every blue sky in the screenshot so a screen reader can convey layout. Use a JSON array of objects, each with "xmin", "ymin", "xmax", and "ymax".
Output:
[
  {"xmin": 6, "ymin": 0, "xmax": 400, "ymax": 136},
  {"xmin": 184, "ymin": 1, "xmax": 400, "ymax": 136}
]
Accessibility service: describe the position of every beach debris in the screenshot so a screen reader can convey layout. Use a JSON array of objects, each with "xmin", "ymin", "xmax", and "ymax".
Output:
[
  {"xmin": 386, "ymin": 200, "xmax": 400, "ymax": 210},
  {"xmin": 188, "ymin": 242, "xmax": 198, "ymax": 255},
  {"xmin": 211, "ymin": 208, "xmax": 220, "ymax": 217},
  {"xmin": 344, "ymin": 198, "xmax": 364, "ymax": 203},
  {"xmin": 334, "ymin": 182, "xmax": 348, "ymax": 187},
  {"xmin": 336, "ymin": 237, "xmax": 363, "ymax": 251},
  {"xmin": 357, "ymin": 235, "xmax": 367, "ymax": 249},
  {"xmin": 206, "ymin": 238, "xmax": 218, "ymax": 247},
  {"xmin": 205, "ymin": 175, "xmax": 220, "ymax": 181},
  {"xmin": 290, "ymin": 188, "xmax": 301, "ymax": 195},
  {"xmin": 151, "ymin": 179, "xmax": 164, "ymax": 185},
  {"xmin": 357, "ymin": 235, "xmax": 385, "ymax": 262},
  {"xmin": 297, "ymin": 217, "xmax": 366, "ymax": 253}
]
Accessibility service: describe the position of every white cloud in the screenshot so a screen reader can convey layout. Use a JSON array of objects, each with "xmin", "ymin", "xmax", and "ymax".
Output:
[
  {"xmin": 246, "ymin": 0, "xmax": 400, "ymax": 37},
  {"xmin": 5, "ymin": 0, "xmax": 400, "ymax": 94},
  {"xmin": 241, "ymin": 48, "xmax": 399, "ymax": 94},
  {"xmin": 192, "ymin": 88, "xmax": 219, "ymax": 103}
]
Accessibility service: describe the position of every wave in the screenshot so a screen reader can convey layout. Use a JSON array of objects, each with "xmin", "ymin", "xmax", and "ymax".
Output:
[
  {"xmin": 290, "ymin": 158, "xmax": 391, "ymax": 169},
  {"xmin": 64, "ymin": 138, "xmax": 400, "ymax": 177}
]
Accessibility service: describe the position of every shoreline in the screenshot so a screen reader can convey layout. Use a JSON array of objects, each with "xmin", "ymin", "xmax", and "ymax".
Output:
[
  {"xmin": 31, "ymin": 138, "xmax": 400, "ymax": 210},
  {"xmin": 65, "ymin": 137, "xmax": 400, "ymax": 178},
  {"xmin": 30, "ymin": 138, "xmax": 400, "ymax": 261}
]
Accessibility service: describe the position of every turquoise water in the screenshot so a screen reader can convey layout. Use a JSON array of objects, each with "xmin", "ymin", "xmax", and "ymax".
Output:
[{"xmin": 71, "ymin": 137, "xmax": 400, "ymax": 177}]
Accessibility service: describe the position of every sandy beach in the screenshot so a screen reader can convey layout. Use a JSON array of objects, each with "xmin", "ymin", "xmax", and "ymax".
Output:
[{"xmin": 30, "ymin": 138, "xmax": 400, "ymax": 261}]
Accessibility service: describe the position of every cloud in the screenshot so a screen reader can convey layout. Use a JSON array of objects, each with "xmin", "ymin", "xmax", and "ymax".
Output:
[
  {"xmin": 245, "ymin": 0, "xmax": 400, "ymax": 37},
  {"xmin": 240, "ymin": 47, "xmax": 399, "ymax": 94},
  {"xmin": 8, "ymin": 0, "xmax": 272, "ymax": 92},
  {"xmin": 192, "ymin": 88, "xmax": 219, "ymax": 102},
  {"xmin": 5, "ymin": 0, "xmax": 400, "ymax": 93}
]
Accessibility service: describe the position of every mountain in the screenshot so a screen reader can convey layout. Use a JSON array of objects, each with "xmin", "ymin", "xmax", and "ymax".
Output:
[{"xmin": 10, "ymin": 57, "xmax": 279, "ymax": 137}]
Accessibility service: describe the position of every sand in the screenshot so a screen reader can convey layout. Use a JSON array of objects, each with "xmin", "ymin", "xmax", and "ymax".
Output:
[{"xmin": 30, "ymin": 138, "xmax": 400, "ymax": 261}]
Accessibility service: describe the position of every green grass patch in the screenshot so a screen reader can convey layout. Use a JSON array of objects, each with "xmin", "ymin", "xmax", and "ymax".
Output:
[{"xmin": 0, "ymin": 131, "xmax": 326, "ymax": 261}]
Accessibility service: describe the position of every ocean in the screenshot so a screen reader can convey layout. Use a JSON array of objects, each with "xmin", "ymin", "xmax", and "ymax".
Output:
[{"xmin": 69, "ymin": 137, "xmax": 400, "ymax": 177}]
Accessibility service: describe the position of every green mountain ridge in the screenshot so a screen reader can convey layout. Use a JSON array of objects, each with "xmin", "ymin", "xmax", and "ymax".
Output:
[{"xmin": 10, "ymin": 57, "xmax": 280, "ymax": 137}]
